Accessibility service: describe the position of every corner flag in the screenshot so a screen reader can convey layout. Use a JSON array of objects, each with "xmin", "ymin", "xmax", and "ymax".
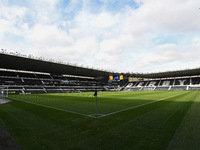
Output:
[
  {"xmin": 94, "ymin": 90, "xmax": 98, "ymax": 118},
  {"xmin": 94, "ymin": 90, "xmax": 97, "ymax": 96}
]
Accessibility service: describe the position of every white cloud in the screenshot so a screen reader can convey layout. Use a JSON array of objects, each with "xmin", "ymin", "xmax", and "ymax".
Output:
[
  {"xmin": 127, "ymin": 0, "xmax": 200, "ymax": 33},
  {"xmin": 0, "ymin": 5, "xmax": 29, "ymax": 21},
  {"xmin": 72, "ymin": 10, "xmax": 121, "ymax": 31},
  {"xmin": 26, "ymin": 24, "xmax": 74, "ymax": 47},
  {"xmin": 28, "ymin": 0, "xmax": 61, "ymax": 24},
  {"xmin": 90, "ymin": 12, "xmax": 119, "ymax": 28},
  {"xmin": 1, "ymin": 0, "xmax": 200, "ymax": 73},
  {"xmin": 131, "ymin": 43, "xmax": 200, "ymax": 72},
  {"xmin": 100, "ymin": 35, "xmax": 138, "ymax": 54},
  {"xmin": 64, "ymin": 0, "xmax": 80, "ymax": 13},
  {"xmin": 0, "ymin": 3, "xmax": 32, "ymax": 41},
  {"xmin": 0, "ymin": 19, "xmax": 11, "ymax": 40}
]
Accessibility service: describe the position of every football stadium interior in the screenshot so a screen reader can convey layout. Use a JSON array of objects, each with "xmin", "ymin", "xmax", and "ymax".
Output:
[
  {"xmin": 1, "ymin": 51, "xmax": 200, "ymax": 95},
  {"xmin": 1, "ymin": 51, "xmax": 200, "ymax": 150}
]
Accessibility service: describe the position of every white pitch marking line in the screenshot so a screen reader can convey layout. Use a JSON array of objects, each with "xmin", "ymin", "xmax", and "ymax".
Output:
[
  {"xmin": 10, "ymin": 98, "xmax": 94, "ymax": 118},
  {"xmin": 97, "ymin": 91, "xmax": 190, "ymax": 118},
  {"xmin": 88, "ymin": 114, "xmax": 105, "ymax": 117},
  {"xmin": 8, "ymin": 92, "xmax": 189, "ymax": 119}
]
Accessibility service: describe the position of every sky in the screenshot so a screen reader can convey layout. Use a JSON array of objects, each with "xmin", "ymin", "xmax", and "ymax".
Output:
[{"xmin": 0, "ymin": 0, "xmax": 200, "ymax": 73}]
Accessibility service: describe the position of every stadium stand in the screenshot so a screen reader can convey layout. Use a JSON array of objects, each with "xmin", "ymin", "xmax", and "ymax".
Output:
[
  {"xmin": 0, "ymin": 52, "xmax": 117, "ymax": 94},
  {"xmin": 124, "ymin": 77, "xmax": 200, "ymax": 91},
  {"xmin": 0, "ymin": 68, "xmax": 110, "ymax": 94},
  {"xmin": 1, "ymin": 51, "xmax": 200, "ymax": 94}
]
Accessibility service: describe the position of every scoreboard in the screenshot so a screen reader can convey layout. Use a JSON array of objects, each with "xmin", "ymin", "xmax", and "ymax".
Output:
[{"xmin": 109, "ymin": 74, "xmax": 123, "ymax": 81}]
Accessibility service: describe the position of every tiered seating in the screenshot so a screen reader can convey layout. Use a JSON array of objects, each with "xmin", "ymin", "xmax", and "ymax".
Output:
[
  {"xmin": 44, "ymin": 86, "xmax": 63, "ymax": 93},
  {"xmin": 146, "ymin": 80, "xmax": 160, "ymax": 86},
  {"xmin": 159, "ymin": 79, "xmax": 174, "ymax": 86},
  {"xmin": 104, "ymin": 85, "xmax": 119, "ymax": 91},
  {"xmin": 174, "ymin": 78, "xmax": 190, "ymax": 86},
  {"xmin": 51, "ymin": 74, "xmax": 66, "ymax": 80},
  {"xmin": 36, "ymin": 74, "xmax": 52, "ymax": 79},
  {"xmin": 129, "ymin": 87, "xmax": 141, "ymax": 91},
  {"xmin": 124, "ymin": 77, "xmax": 200, "ymax": 91},
  {"xmin": 61, "ymin": 86, "xmax": 104, "ymax": 93},
  {"xmin": 123, "ymin": 83, "xmax": 135, "ymax": 91},
  {"xmin": 0, "ymin": 77, "xmax": 23, "ymax": 85},
  {"xmin": 3, "ymin": 68, "xmax": 200, "ymax": 94},
  {"xmin": 189, "ymin": 86, "xmax": 200, "ymax": 90},
  {"xmin": 142, "ymin": 87, "xmax": 155, "ymax": 91},
  {"xmin": 0, "ymin": 71, "xmax": 17, "ymax": 77},
  {"xmin": 170, "ymin": 86, "xmax": 187, "ymax": 91},
  {"xmin": 154, "ymin": 86, "xmax": 169, "ymax": 91},
  {"xmin": 22, "ymin": 79, "xmax": 42, "ymax": 85},
  {"xmin": 135, "ymin": 81, "xmax": 148, "ymax": 87},
  {"xmin": 0, "ymin": 69, "xmax": 109, "ymax": 94},
  {"xmin": 17, "ymin": 72, "xmax": 36, "ymax": 78},
  {"xmin": 24, "ymin": 86, "xmax": 46, "ymax": 94},
  {"xmin": 191, "ymin": 77, "xmax": 200, "ymax": 85},
  {"xmin": 7, "ymin": 86, "xmax": 24, "ymax": 94}
]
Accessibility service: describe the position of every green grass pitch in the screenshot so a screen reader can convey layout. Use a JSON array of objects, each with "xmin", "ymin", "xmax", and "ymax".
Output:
[{"xmin": 0, "ymin": 91, "xmax": 200, "ymax": 150}]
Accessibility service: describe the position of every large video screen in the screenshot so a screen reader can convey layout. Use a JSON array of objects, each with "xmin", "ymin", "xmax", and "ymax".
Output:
[
  {"xmin": 109, "ymin": 75, "xmax": 123, "ymax": 81},
  {"xmin": 113, "ymin": 75, "xmax": 119, "ymax": 81},
  {"xmin": 109, "ymin": 75, "xmax": 113, "ymax": 80},
  {"xmin": 120, "ymin": 75, "xmax": 123, "ymax": 80}
]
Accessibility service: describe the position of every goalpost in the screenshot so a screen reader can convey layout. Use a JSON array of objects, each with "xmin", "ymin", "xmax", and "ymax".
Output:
[{"xmin": 0, "ymin": 86, "xmax": 8, "ymax": 98}]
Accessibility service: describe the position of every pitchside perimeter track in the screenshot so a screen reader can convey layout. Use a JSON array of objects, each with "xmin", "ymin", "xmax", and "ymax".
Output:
[{"xmin": 8, "ymin": 91, "xmax": 189, "ymax": 118}]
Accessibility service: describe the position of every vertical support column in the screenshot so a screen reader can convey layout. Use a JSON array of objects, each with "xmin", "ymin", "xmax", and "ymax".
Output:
[{"xmin": 96, "ymin": 96, "xmax": 98, "ymax": 118}]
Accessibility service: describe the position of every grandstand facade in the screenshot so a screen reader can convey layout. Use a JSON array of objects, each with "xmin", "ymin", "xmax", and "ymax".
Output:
[
  {"xmin": 0, "ymin": 52, "xmax": 126, "ymax": 94},
  {"xmin": 123, "ymin": 76, "xmax": 200, "ymax": 91},
  {"xmin": 1, "ymin": 51, "xmax": 200, "ymax": 95}
]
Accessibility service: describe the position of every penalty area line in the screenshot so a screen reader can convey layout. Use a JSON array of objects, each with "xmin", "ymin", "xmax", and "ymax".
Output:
[
  {"xmin": 9, "ymin": 98, "xmax": 94, "ymax": 118},
  {"xmin": 98, "ymin": 91, "xmax": 190, "ymax": 118}
]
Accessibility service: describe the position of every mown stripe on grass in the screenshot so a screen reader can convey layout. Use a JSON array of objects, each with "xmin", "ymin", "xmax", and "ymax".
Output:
[
  {"xmin": 74, "ymin": 92, "xmax": 195, "ymax": 150},
  {"xmin": 8, "ymin": 97, "xmax": 96, "ymax": 118},
  {"xmin": 8, "ymin": 92, "xmax": 189, "ymax": 119},
  {"xmin": 167, "ymin": 91, "xmax": 200, "ymax": 150},
  {"xmin": 98, "ymin": 91, "xmax": 189, "ymax": 118}
]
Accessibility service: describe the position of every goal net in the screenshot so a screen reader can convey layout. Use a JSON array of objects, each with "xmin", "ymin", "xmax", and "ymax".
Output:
[{"xmin": 0, "ymin": 86, "xmax": 8, "ymax": 98}]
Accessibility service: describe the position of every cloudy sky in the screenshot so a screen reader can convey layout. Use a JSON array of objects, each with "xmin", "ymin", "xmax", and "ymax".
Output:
[{"xmin": 0, "ymin": 0, "xmax": 200, "ymax": 73}]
